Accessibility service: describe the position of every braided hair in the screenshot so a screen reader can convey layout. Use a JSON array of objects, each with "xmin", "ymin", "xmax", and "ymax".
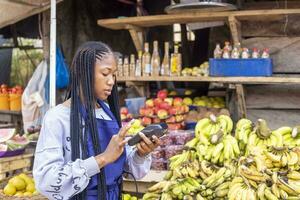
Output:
[{"xmin": 69, "ymin": 41, "xmax": 121, "ymax": 200}]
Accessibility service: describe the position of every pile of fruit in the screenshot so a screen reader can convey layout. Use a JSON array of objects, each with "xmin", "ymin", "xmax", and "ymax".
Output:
[
  {"xmin": 185, "ymin": 107, "xmax": 230, "ymax": 123},
  {"xmin": 181, "ymin": 62, "xmax": 209, "ymax": 77},
  {"xmin": 192, "ymin": 96, "xmax": 225, "ymax": 108},
  {"xmin": 142, "ymin": 115, "xmax": 300, "ymax": 200},
  {"xmin": 120, "ymin": 107, "xmax": 133, "ymax": 122},
  {"xmin": 25, "ymin": 125, "xmax": 41, "ymax": 142},
  {"xmin": 122, "ymin": 193, "xmax": 138, "ymax": 200},
  {"xmin": 0, "ymin": 128, "xmax": 29, "ymax": 152},
  {"xmin": 139, "ymin": 90, "xmax": 189, "ymax": 130},
  {"xmin": 3, "ymin": 173, "xmax": 38, "ymax": 197}
]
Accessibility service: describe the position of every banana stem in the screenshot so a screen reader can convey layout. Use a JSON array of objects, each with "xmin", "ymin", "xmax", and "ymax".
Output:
[
  {"xmin": 256, "ymin": 119, "xmax": 271, "ymax": 138},
  {"xmin": 210, "ymin": 130, "xmax": 224, "ymax": 144},
  {"xmin": 292, "ymin": 126, "xmax": 300, "ymax": 138},
  {"xmin": 209, "ymin": 114, "xmax": 217, "ymax": 123}
]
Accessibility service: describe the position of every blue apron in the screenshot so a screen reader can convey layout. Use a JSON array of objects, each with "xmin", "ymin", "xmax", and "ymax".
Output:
[{"xmin": 85, "ymin": 100, "xmax": 126, "ymax": 200}]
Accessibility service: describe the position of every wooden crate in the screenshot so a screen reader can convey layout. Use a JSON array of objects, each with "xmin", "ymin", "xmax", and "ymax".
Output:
[{"xmin": 0, "ymin": 153, "xmax": 34, "ymax": 180}]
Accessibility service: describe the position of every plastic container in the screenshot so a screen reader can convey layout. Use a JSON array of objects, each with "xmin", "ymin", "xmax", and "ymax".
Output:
[
  {"xmin": 125, "ymin": 97, "xmax": 146, "ymax": 115},
  {"xmin": 209, "ymin": 58, "xmax": 273, "ymax": 77},
  {"xmin": 0, "ymin": 93, "xmax": 9, "ymax": 110},
  {"xmin": 9, "ymin": 94, "xmax": 22, "ymax": 111}
]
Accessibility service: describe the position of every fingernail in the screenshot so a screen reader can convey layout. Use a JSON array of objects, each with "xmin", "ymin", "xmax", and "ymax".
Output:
[{"xmin": 138, "ymin": 132, "xmax": 145, "ymax": 137}]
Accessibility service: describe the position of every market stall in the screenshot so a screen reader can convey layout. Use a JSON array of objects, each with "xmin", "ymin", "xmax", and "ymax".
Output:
[{"xmin": 97, "ymin": 6, "xmax": 300, "ymax": 199}]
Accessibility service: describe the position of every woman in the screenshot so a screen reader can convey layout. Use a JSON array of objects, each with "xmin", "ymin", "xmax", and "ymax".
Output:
[{"xmin": 33, "ymin": 41, "xmax": 160, "ymax": 200}]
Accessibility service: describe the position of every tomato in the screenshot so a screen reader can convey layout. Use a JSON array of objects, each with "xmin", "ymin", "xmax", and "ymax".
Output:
[{"xmin": 15, "ymin": 85, "xmax": 23, "ymax": 91}]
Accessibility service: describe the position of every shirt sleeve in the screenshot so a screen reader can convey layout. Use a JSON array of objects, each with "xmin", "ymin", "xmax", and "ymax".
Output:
[
  {"xmin": 124, "ymin": 145, "xmax": 152, "ymax": 180},
  {"xmin": 33, "ymin": 111, "xmax": 100, "ymax": 200}
]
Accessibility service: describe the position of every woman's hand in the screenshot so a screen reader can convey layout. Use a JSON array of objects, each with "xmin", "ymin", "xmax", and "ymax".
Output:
[
  {"xmin": 136, "ymin": 132, "xmax": 161, "ymax": 157},
  {"xmin": 95, "ymin": 122, "xmax": 132, "ymax": 168}
]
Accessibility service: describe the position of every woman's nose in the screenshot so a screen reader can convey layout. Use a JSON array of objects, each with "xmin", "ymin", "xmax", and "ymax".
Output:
[{"xmin": 107, "ymin": 75, "xmax": 114, "ymax": 85}]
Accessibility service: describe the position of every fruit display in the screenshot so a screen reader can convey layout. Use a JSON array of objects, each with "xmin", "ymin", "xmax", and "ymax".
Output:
[
  {"xmin": 122, "ymin": 193, "xmax": 138, "ymax": 200},
  {"xmin": 120, "ymin": 107, "xmax": 133, "ymax": 122},
  {"xmin": 139, "ymin": 90, "xmax": 189, "ymax": 130},
  {"xmin": 143, "ymin": 114, "xmax": 300, "ymax": 200},
  {"xmin": 2, "ymin": 173, "xmax": 38, "ymax": 197},
  {"xmin": 185, "ymin": 107, "xmax": 230, "ymax": 123},
  {"xmin": 0, "ymin": 84, "xmax": 23, "ymax": 95},
  {"xmin": 24, "ymin": 125, "xmax": 41, "ymax": 142},
  {"xmin": 192, "ymin": 96, "xmax": 225, "ymax": 108},
  {"xmin": 181, "ymin": 62, "xmax": 209, "ymax": 77}
]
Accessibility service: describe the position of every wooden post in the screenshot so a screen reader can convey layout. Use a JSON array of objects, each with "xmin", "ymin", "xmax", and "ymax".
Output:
[
  {"xmin": 42, "ymin": 11, "xmax": 50, "ymax": 61},
  {"xmin": 235, "ymin": 84, "xmax": 247, "ymax": 118},
  {"xmin": 228, "ymin": 15, "xmax": 242, "ymax": 46},
  {"xmin": 125, "ymin": 25, "xmax": 144, "ymax": 52}
]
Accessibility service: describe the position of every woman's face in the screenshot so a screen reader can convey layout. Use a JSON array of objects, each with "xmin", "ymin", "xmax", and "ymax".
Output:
[{"xmin": 94, "ymin": 54, "xmax": 117, "ymax": 100}]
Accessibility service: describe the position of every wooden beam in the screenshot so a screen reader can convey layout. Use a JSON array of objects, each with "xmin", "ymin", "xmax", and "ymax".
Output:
[
  {"xmin": 97, "ymin": 9, "xmax": 300, "ymax": 30},
  {"xmin": 116, "ymin": 76, "xmax": 300, "ymax": 84},
  {"xmin": 228, "ymin": 15, "xmax": 241, "ymax": 46},
  {"xmin": 236, "ymin": 84, "xmax": 247, "ymax": 118},
  {"xmin": 125, "ymin": 25, "xmax": 144, "ymax": 52}
]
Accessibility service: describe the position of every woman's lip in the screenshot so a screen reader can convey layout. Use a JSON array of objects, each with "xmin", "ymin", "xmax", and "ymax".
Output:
[{"xmin": 104, "ymin": 90, "xmax": 111, "ymax": 95}]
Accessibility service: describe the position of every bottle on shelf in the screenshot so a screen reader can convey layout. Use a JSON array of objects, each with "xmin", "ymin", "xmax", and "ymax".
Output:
[
  {"xmin": 123, "ymin": 56, "xmax": 129, "ymax": 77},
  {"xmin": 117, "ymin": 57, "xmax": 123, "ymax": 77},
  {"xmin": 135, "ymin": 50, "xmax": 142, "ymax": 76},
  {"xmin": 241, "ymin": 48, "xmax": 250, "ymax": 59},
  {"xmin": 142, "ymin": 42, "xmax": 151, "ymax": 76},
  {"xmin": 252, "ymin": 48, "xmax": 260, "ymax": 58},
  {"xmin": 261, "ymin": 48, "xmax": 270, "ymax": 58},
  {"xmin": 151, "ymin": 40, "xmax": 161, "ymax": 77},
  {"xmin": 214, "ymin": 43, "xmax": 222, "ymax": 59},
  {"xmin": 170, "ymin": 45, "xmax": 182, "ymax": 76},
  {"xmin": 161, "ymin": 42, "xmax": 170, "ymax": 76},
  {"xmin": 231, "ymin": 47, "xmax": 240, "ymax": 59},
  {"xmin": 129, "ymin": 54, "xmax": 136, "ymax": 77},
  {"xmin": 222, "ymin": 49, "xmax": 230, "ymax": 59}
]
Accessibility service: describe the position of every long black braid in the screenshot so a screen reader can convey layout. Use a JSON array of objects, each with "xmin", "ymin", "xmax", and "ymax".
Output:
[{"xmin": 69, "ymin": 41, "xmax": 121, "ymax": 200}]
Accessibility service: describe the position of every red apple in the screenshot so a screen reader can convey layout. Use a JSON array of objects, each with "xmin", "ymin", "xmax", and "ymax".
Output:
[
  {"xmin": 157, "ymin": 109, "xmax": 168, "ymax": 119},
  {"xmin": 153, "ymin": 117, "xmax": 161, "ymax": 124},
  {"xmin": 15, "ymin": 85, "xmax": 23, "ymax": 91},
  {"xmin": 157, "ymin": 89, "xmax": 168, "ymax": 99},
  {"xmin": 144, "ymin": 108, "xmax": 154, "ymax": 117},
  {"xmin": 145, "ymin": 99, "xmax": 154, "ymax": 108},
  {"xmin": 11, "ymin": 88, "xmax": 17, "ymax": 94},
  {"xmin": 1, "ymin": 88, "xmax": 8, "ymax": 94},
  {"xmin": 173, "ymin": 97, "xmax": 183, "ymax": 106},
  {"xmin": 139, "ymin": 107, "xmax": 146, "ymax": 116},
  {"xmin": 159, "ymin": 101, "xmax": 171, "ymax": 110},
  {"xmin": 175, "ymin": 106, "xmax": 186, "ymax": 115},
  {"xmin": 142, "ymin": 116, "xmax": 152, "ymax": 126},
  {"xmin": 164, "ymin": 98, "xmax": 173, "ymax": 106},
  {"xmin": 154, "ymin": 98, "xmax": 163, "ymax": 107},
  {"xmin": 165, "ymin": 116, "xmax": 176, "ymax": 123},
  {"xmin": 120, "ymin": 107, "xmax": 129, "ymax": 115},
  {"xmin": 168, "ymin": 107, "xmax": 178, "ymax": 115},
  {"xmin": 153, "ymin": 107, "xmax": 160, "ymax": 115}
]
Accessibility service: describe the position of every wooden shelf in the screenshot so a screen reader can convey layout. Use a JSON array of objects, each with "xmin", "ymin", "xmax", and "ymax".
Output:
[
  {"xmin": 117, "ymin": 76, "xmax": 300, "ymax": 84},
  {"xmin": 123, "ymin": 170, "xmax": 167, "ymax": 193},
  {"xmin": 98, "ymin": 9, "xmax": 300, "ymax": 30}
]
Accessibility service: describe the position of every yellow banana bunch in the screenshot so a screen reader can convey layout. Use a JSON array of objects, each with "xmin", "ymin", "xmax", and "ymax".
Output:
[
  {"xmin": 281, "ymin": 126, "xmax": 300, "ymax": 147},
  {"xmin": 245, "ymin": 119, "xmax": 284, "ymax": 155},
  {"xmin": 195, "ymin": 114, "xmax": 233, "ymax": 145},
  {"xmin": 228, "ymin": 177, "xmax": 256, "ymax": 200},
  {"xmin": 235, "ymin": 118, "xmax": 253, "ymax": 152}
]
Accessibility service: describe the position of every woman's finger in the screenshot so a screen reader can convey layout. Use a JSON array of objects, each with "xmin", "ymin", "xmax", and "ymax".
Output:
[
  {"xmin": 140, "ymin": 141, "xmax": 151, "ymax": 153},
  {"xmin": 137, "ymin": 143, "xmax": 146, "ymax": 155},
  {"xmin": 138, "ymin": 132, "xmax": 155, "ymax": 149},
  {"xmin": 152, "ymin": 135, "xmax": 161, "ymax": 147}
]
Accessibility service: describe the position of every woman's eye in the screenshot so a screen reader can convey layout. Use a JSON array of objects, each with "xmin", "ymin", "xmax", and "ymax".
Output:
[{"xmin": 102, "ymin": 73, "xmax": 109, "ymax": 76}]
